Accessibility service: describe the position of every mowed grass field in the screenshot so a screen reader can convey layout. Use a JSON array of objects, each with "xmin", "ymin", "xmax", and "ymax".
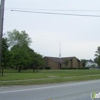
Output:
[{"xmin": 0, "ymin": 69, "xmax": 100, "ymax": 86}]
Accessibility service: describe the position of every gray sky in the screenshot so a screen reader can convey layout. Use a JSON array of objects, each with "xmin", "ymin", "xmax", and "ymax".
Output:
[{"xmin": 3, "ymin": 0, "xmax": 100, "ymax": 60}]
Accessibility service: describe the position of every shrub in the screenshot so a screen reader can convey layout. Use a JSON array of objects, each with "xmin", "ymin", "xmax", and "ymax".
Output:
[
  {"xmin": 60, "ymin": 68, "xmax": 67, "ymax": 70},
  {"xmin": 60, "ymin": 67, "xmax": 89, "ymax": 70},
  {"xmin": 39, "ymin": 67, "xmax": 43, "ymax": 70},
  {"xmin": 45, "ymin": 67, "xmax": 51, "ymax": 70}
]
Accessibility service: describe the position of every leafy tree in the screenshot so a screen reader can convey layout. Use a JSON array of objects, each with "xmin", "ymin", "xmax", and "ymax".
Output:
[
  {"xmin": 10, "ymin": 45, "xmax": 44, "ymax": 72},
  {"xmin": 10, "ymin": 45, "xmax": 32, "ymax": 72},
  {"xmin": 5, "ymin": 29, "xmax": 32, "ymax": 72},
  {"xmin": 2, "ymin": 38, "xmax": 10, "ymax": 67},
  {"xmin": 29, "ymin": 51, "xmax": 44, "ymax": 72},
  {"xmin": 3, "ymin": 29, "xmax": 44, "ymax": 73},
  {"xmin": 64, "ymin": 59, "xmax": 69, "ymax": 68},
  {"xmin": 81, "ymin": 59, "xmax": 87, "ymax": 67},
  {"xmin": 94, "ymin": 46, "xmax": 100, "ymax": 67},
  {"xmin": 7, "ymin": 29, "xmax": 32, "ymax": 48},
  {"xmin": 94, "ymin": 58, "xmax": 100, "ymax": 67},
  {"xmin": 35, "ymin": 53, "xmax": 44, "ymax": 71},
  {"xmin": 95, "ymin": 47, "xmax": 100, "ymax": 57}
]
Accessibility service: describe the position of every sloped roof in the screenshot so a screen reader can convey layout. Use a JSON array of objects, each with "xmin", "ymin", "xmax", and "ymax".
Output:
[
  {"xmin": 86, "ymin": 59, "xmax": 94, "ymax": 63},
  {"xmin": 44, "ymin": 56, "xmax": 76, "ymax": 63}
]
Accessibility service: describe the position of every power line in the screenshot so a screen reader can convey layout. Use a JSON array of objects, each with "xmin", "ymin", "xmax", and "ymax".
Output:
[
  {"xmin": 5, "ymin": 8, "xmax": 100, "ymax": 12},
  {"xmin": 11, "ymin": 10, "xmax": 100, "ymax": 17}
]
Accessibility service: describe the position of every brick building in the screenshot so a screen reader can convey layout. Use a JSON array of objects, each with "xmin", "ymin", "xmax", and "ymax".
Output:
[{"xmin": 44, "ymin": 56, "xmax": 83, "ymax": 69}]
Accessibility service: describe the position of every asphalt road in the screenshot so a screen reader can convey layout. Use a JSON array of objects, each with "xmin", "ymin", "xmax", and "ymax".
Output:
[{"xmin": 0, "ymin": 80, "xmax": 100, "ymax": 100}]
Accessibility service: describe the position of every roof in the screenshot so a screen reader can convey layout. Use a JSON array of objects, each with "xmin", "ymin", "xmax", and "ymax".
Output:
[
  {"xmin": 44, "ymin": 56, "xmax": 76, "ymax": 63},
  {"xmin": 86, "ymin": 59, "xmax": 94, "ymax": 63}
]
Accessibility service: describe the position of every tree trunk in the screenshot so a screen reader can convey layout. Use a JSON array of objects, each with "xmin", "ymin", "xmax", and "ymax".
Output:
[
  {"xmin": 33, "ymin": 65, "xmax": 35, "ymax": 73},
  {"xmin": 16, "ymin": 66, "xmax": 17, "ymax": 69},
  {"xmin": 37, "ymin": 66, "xmax": 38, "ymax": 73},
  {"xmin": 1, "ymin": 67, "xmax": 3, "ymax": 76},
  {"xmin": 18, "ymin": 66, "xmax": 21, "ymax": 73}
]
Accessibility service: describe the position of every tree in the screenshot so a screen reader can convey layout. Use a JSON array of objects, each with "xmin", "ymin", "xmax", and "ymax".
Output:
[
  {"xmin": 31, "ymin": 52, "xmax": 44, "ymax": 72},
  {"xmin": 10, "ymin": 44, "xmax": 44, "ymax": 72},
  {"xmin": 7, "ymin": 29, "xmax": 32, "ymax": 48},
  {"xmin": 94, "ymin": 46, "xmax": 100, "ymax": 67},
  {"xmin": 1, "ymin": 38, "xmax": 8, "ymax": 76},
  {"xmin": 64, "ymin": 59, "xmax": 69, "ymax": 68},
  {"xmin": 2, "ymin": 38, "xmax": 10, "ymax": 67},
  {"xmin": 5, "ymin": 29, "xmax": 32, "ymax": 72},
  {"xmin": 10, "ymin": 45, "xmax": 33, "ymax": 72},
  {"xmin": 81, "ymin": 59, "xmax": 87, "ymax": 67},
  {"xmin": 95, "ymin": 47, "xmax": 100, "ymax": 57},
  {"xmin": 4, "ymin": 29, "xmax": 44, "ymax": 73}
]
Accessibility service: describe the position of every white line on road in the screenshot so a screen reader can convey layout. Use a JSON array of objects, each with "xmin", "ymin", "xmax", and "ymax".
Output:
[{"xmin": 0, "ymin": 80, "xmax": 100, "ymax": 94}]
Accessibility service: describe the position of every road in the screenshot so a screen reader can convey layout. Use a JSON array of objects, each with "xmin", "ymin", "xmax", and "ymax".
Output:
[{"xmin": 0, "ymin": 80, "xmax": 100, "ymax": 100}]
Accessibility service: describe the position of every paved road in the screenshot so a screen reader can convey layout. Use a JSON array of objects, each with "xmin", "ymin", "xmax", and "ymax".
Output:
[{"xmin": 0, "ymin": 80, "xmax": 100, "ymax": 100}]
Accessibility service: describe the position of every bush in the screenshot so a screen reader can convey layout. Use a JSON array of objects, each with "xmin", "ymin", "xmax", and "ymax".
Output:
[
  {"xmin": 45, "ymin": 67, "xmax": 51, "ymax": 70},
  {"xmin": 77, "ymin": 68, "xmax": 89, "ymax": 70},
  {"xmin": 67, "ymin": 68, "xmax": 77, "ymax": 69},
  {"xmin": 39, "ymin": 67, "xmax": 43, "ymax": 70},
  {"xmin": 60, "ymin": 68, "xmax": 67, "ymax": 70},
  {"xmin": 60, "ymin": 67, "xmax": 89, "ymax": 70}
]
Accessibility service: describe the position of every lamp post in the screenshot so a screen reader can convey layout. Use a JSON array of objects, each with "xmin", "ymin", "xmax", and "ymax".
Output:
[{"xmin": 0, "ymin": 0, "xmax": 5, "ymax": 76}]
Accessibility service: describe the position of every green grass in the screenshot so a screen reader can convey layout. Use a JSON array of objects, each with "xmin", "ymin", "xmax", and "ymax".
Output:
[{"xmin": 0, "ymin": 69, "xmax": 100, "ymax": 86}]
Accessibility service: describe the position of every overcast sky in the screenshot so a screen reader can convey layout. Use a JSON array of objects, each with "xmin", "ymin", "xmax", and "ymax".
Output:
[{"xmin": 3, "ymin": 0, "xmax": 100, "ymax": 60}]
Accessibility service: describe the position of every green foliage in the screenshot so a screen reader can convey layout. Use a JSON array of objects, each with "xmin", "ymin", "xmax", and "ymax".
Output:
[
  {"xmin": 2, "ymin": 38, "xmax": 10, "ymax": 67},
  {"xmin": 11, "ymin": 46, "xmax": 30, "ymax": 68},
  {"xmin": 95, "ymin": 46, "xmax": 100, "ymax": 57},
  {"xmin": 2, "ymin": 29, "xmax": 44, "ymax": 72},
  {"xmin": 7, "ymin": 29, "xmax": 32, "ymax": 48},
  {"xmin": 10, "ymin": 45, "xmax": 44, "ymax": 72},
  {"xmin": 81, "ymin": 59, "xmax": 87, "ymax": 67},
  {"xmin": 61, "ymin": 68, "xmax": 89, "ymax": 70},
  {"xmin": 94, "ymin": 47, "xmax": 100, "ymax": 67},
  {"xmin": 45, "ymin": 67, "xmax": 51, "ymax": 70},
  {"xmin": 64, "ymin": 59, "xmax": 69, "ymax": 68},
  {"xmin": 33, "ymin": 52, "xmax": 44, "ymax": 66},
  {"xmin": 94, "ymin": 57, "xmax": 100, "ymax": 67}
]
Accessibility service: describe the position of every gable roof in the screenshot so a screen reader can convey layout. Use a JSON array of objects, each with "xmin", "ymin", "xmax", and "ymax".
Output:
[{"xmin": 44, "ymin": 56, "xmax": 76, "ymax": 63}]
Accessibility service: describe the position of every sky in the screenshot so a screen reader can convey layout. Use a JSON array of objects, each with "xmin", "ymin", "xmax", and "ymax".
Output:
[{"xmin": 3, "ymin": 0, "xmax": 100, "ymax": 60}]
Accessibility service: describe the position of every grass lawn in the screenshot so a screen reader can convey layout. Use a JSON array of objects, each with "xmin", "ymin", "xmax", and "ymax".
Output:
[{"xmin": 0, "ymin": 69, "xmax": 100, "ymax": 86}]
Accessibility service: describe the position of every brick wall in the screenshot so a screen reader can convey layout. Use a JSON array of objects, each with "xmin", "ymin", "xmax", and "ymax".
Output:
[{"xmin": 48, "ymin": 59, "xmax": 59, "ymax": 69}]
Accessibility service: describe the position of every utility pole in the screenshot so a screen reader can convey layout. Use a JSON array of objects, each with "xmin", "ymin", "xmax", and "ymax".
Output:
[
  {"xmin": 59, "ymin": 42, "xmax": 62, "ymax": 69},
  {"xmin": 0, "ymin": 0, "xmax": 5, "ymax": 76}
]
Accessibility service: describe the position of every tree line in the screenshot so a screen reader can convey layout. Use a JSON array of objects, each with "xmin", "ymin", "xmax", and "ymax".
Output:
[
  {"xmin": 2, "ymin": 29, "xmax": 44, "ymax": 73},
  {"xmin": 1, "ymin": 29, "xmax": 100, "ymax": 73}
]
